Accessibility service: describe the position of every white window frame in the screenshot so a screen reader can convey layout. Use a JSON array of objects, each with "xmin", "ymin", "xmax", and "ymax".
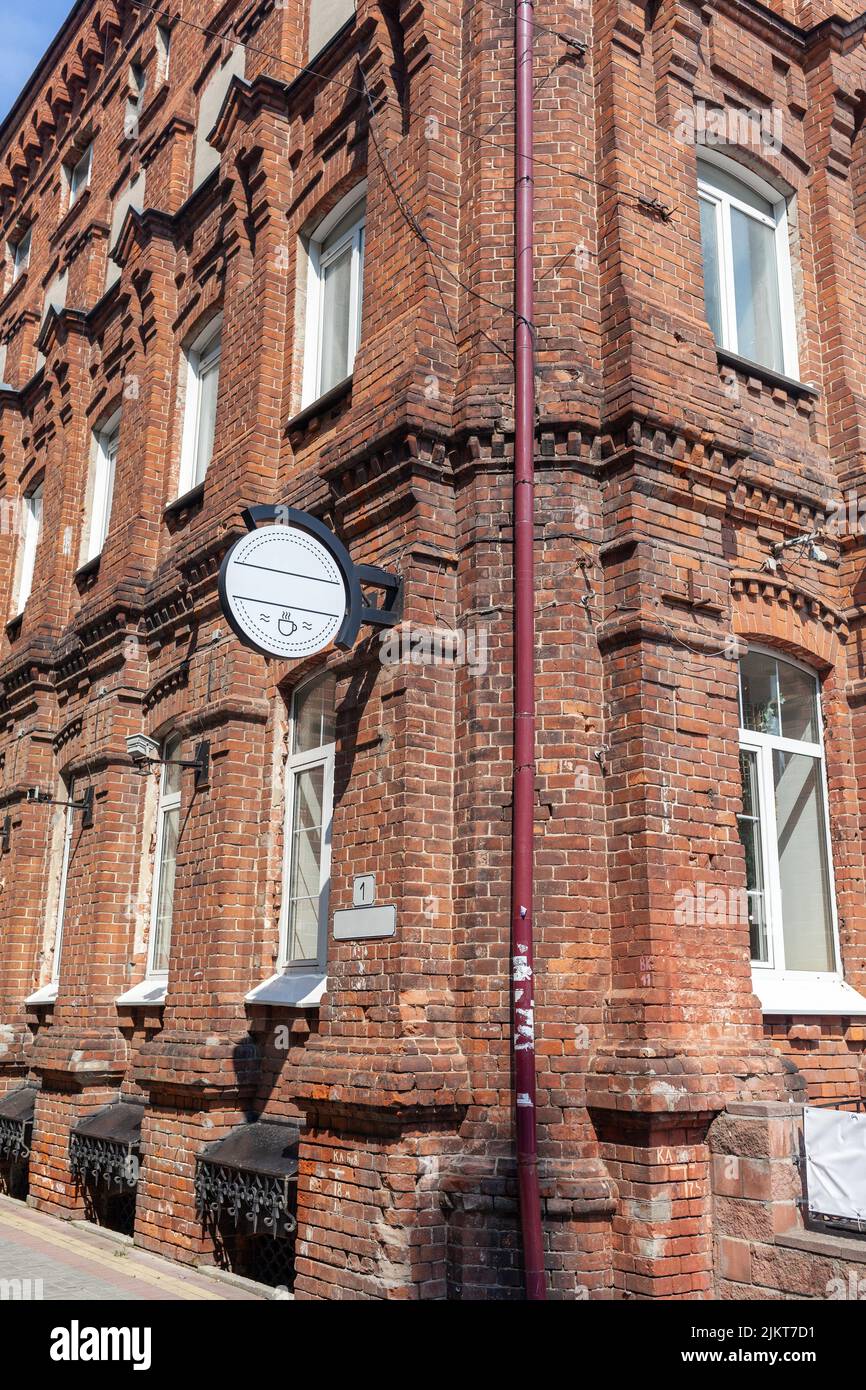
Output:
[
  {"xmin": 14, "ymin": 480, "xmax": 43, "ymax": 615},
  {"xmin": 697, "ymin": 150, "xmax": 799, "ymax": 379},
  {"xmin": 67, "ymin": 143, "xmax": 93, "ymax": 207},
  {"xmin": 302, "ymin": 185, "xmax": 366, "ymax": 407},
  {"xmin": 147, "ymin": 734, "xmax": 183, "ymax": 980},
  {"xmin": 177, "ymin": 316, "xmax": 222, "ymax": 496},
  {"xmin": 278, "ymin": 676, "xmax": 335, "ymax": 972},
  {"xmin": 738, "ymin": 647, "xmax": 842, "ymax": 994},
  {"xmin": 51, "ymin": 775, "xmax": 76, "ymax": 984},
  {"xmin": 11, "ymin": 225, "xmax": 31, "ymax": 282},
  {"xmin": 84, "ymin": 410, "xmax": 120, "ymax": 562},
  {"xmin": 156, "ymin": 23, "xmax": 171, "ymax": 83}
]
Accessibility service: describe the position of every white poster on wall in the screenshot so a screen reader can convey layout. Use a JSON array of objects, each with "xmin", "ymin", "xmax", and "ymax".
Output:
[{"xmin": 804, "ymin": 1104, "xmax": 866, "ymax": 1223}]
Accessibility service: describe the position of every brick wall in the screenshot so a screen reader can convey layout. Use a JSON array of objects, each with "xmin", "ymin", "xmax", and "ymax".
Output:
[{"xmin": 2, "ymin": 0, "xmax": 866, "ymax": 1300}]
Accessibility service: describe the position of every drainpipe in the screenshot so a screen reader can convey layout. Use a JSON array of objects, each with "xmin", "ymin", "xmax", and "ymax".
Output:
[{"xmin": 512, "ymin": 0, "xmax": 546, "ymax": 1301}]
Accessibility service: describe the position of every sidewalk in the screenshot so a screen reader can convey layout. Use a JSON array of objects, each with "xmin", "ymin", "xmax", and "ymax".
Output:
[{"xmin": 0, "ymin": 1196, "xmax": 268, "ymax": 1300}]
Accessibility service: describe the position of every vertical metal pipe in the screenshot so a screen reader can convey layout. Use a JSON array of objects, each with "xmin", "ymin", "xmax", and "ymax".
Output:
[{"xmin": 513, "ymin": 0, "xmax": 546, "ymax": 1301}]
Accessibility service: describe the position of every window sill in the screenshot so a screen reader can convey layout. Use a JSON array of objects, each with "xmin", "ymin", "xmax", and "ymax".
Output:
[
  {"xmin": 51, "ymin": 186, "xmax": 91, "ymax": 246},
  {"xmin": 245, "ymin": 971, "xmax": 326, "ymax": 1008},
  {"xmin": 164, "ymin": 481, "xmax": 205, "ymax": 519},
  {"xmin": 0, "ymin": 269, "xmax": 27, "ymax": 316},
  {"xmin": 716, "ymin": 349, "xmax": 818, "ymax": 401},
  {"xmin": 74, "ymin": 554, "xmax": 101, "ymax": 584},
  {"xmin": 753, "ymin": 972, "xmax": 866, "ymax": 1016},
  {"xmin": 25, "ymin": 981, "xmax": 58, "ymax": 1005},
  {"xmin": 5, "ymin": 613, "xmax": 23, "ymax": 641},
  {"xmin": 116, "ymin": 978, "xmax": 167, "ymax": 1006},
  {"xmin": 287, "ymin": 376, "xmax": 353, "ymax": 434}
]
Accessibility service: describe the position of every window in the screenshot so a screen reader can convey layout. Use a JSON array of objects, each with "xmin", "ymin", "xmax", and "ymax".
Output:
[
  {"xmin": 36, "ymin": 271, "xmax": 67, "ymax": 370},
  {"xmin": 148, "ymin": 733, "xmax": 182, "ymax": 977},
  {"xmin": 280, "ymin": 674, "xmax": 336, "ymax": 969},
  {"xmin": 14, "ymin": 481, "xmax": 43, "ymax": 614},
  {"xmin": 67, "ymin": 143, "xmax": 93, "ymax": 207},
  {"xmin": 698, "ymin": 155, "xmax": 798, "ymax": 378},
  {"xmin": 178, "ymin": 318, "xmax": 221, "ymax": 494},
  {"xmin": 105, "ymin": 172, "xmax": 145, "ymax": 288},
  {"xmin": 83, "ymin": 412, "xmax": 119, "ymax": 562},
  {"xmin": 51, "ymin": 775, "xmax": 76, "ymax": 983},
  {"xmin": 737, "ymin": 650, "xmax": 839, "ymax": 977},
  {"xmin": 124, "ymin": 63, "xmax": 146, "ymax": 141},
  {"xmin": 308, "ymin": 0, "xmax": 355, "ymax": 59},
  {"xmin": 303, "ymin": 189, "xmax": 365, "ymax": 405},
  {"xmin": 11, "ymin": 225, "xmax": 30, "ymax": 282},
  {"xmin": 156, "ymin": 23, "xmax": 171, "ymax": 84},
  {"xmin": 192, "ymin": 46, "xmax": 245, "ymax": 188}
]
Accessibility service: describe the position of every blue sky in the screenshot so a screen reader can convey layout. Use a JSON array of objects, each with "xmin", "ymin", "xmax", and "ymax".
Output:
[{"xmin": 0, "ymin": 2, "xmax": 77, "ymax": 124}]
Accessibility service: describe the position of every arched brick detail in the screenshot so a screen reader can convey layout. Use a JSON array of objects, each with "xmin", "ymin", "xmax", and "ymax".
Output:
[{"xmin": 730, "ymin": 572, "xmax": 847, "ymax": 674}]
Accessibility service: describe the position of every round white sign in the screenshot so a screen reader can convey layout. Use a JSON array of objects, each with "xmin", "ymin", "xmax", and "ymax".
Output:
[{"xmin": 220, "ymin": 524, "xmax": 348, "ymax": 659}]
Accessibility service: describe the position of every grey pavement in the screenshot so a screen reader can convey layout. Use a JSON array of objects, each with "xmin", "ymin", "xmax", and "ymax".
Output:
[{"xmin": 0, "ymin": 1195, "xmax": 268, "ymax": 1301}]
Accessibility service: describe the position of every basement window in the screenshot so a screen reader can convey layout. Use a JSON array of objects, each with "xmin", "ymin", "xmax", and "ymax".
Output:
[
  {"xmin": 69, "ymin": 1099, "xmax": 144, "ymax": 1236},
  {"xmin": 0, "ymin": 1083, "xmax": 36, "ymax": 1200},
  {"xmin": 196, "ymin": 1120, "xmax": 299, "ymax": 1291},
  {"xmin": 697, "ymin": 153, "xmax": 798, "ymax": 379}
]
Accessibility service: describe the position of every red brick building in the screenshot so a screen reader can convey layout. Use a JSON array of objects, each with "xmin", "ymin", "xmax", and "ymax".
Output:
[{"xmin": 4, "ymin": 0, "xmax": 866, "ymax": 1300}]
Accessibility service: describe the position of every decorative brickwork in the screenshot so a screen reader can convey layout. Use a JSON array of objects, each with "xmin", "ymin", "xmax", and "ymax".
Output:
[{"xmin": 2, "ymin": 0, "xmax": 866, "ymax": 1300}]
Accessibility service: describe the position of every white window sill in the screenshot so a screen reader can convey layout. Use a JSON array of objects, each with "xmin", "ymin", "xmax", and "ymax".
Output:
[
  {"xmin": 245, "ymin": 971, "xmax": 326, "ymax": 1008},
  {"xmin": 25, "ymin": 982, "xmax": 58, "ymax": 1005},
  {"xmin": 753, "ymin": 972, "xmax": 866, "ymax": 1016},
  {"xmin": 116, "ymin": 978, "xmax": 167, "ymax": 1006}
]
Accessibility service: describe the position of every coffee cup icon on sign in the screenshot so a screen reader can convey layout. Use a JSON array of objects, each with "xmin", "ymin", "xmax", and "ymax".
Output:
[{"xmin": 278, "ymin": 611, "xmax": 297, "ymax": 638}]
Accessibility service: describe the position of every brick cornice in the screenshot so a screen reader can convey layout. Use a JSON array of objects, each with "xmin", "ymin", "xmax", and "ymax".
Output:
[
  {"xmin": 209, "ymin": 73, "xmax": 293, "ymax": 155},
  {"xmin": 715, "ymin": 0, "xmax": 866, "ymax": 57},
  {"xmin": 730, "ymin": 567, "xmax": 849, "ymax": 639}
]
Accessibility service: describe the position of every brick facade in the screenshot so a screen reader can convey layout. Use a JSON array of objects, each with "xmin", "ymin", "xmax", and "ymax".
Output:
[{"xmin": 3, "ymin": 0, "xmax": 866, "ymax": 1300}]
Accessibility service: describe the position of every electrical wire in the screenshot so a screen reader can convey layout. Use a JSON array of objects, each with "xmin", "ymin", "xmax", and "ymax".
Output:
[
  {"xmin": 119, "ymin": 0, "xmax": 675, "ymax": 221},
  {"xmin": 359, "ymin": 66, "xmax": 515, "ymax": 361}
]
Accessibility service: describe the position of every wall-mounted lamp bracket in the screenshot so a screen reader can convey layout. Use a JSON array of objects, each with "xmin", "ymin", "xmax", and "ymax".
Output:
[
  {"xmin": 183, "ymin": 740, "xmax": 210, "ymax": 790},
  {"xmin": 26, "ymin": 785, "xmax": 94, "ymax": 828},
  {"xmin": 126, "ymin": 737, "xmax": 210, "ymax": 790}
]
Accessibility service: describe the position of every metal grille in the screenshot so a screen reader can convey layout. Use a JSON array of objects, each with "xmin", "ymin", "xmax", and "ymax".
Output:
[
  {"xmin": 70, "ymin": 1132, "xmax": 139, "ymax": 1237},
  {"xmin": 246, "ymin": 1234, "xmax": 295, "ymax": 1289},
  {"xmin": 0, "ymin": 1160, "xmax": 29, "ymax": 1201},
  {"xmin": 195, "ymin": 1159, "xmax": 296, "ymax": 1238},
  {"xmin": 0, "ymin": 1116, "xmax": 31, "ymax": 1165},
  {"xmin": 220, "ymin": 1230, "xmax": 295, "ymax": 1290},
  {"xmin": 69, "ymin": 1132, "xmax": 139, "ymax": 1189}
]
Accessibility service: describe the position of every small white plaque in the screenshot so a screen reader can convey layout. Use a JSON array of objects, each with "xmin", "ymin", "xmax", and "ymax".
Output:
[
  {"xmin": 333, "ymin": 906, "xmax": 396, "ymax": 941},
  {"xmin": 353, "ymin": 874, "xmax": 376, "ymax": 907}
]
